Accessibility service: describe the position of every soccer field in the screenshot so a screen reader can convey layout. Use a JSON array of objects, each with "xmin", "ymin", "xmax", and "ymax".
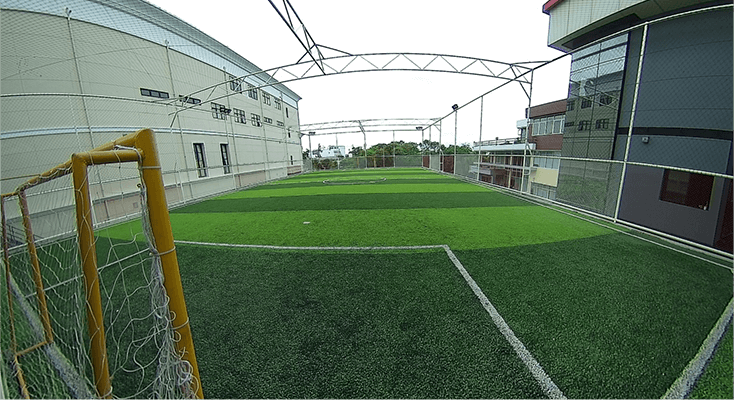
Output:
[{"xmin": 105, "ymin": 168, "xmax": 733, "ymax": 398}]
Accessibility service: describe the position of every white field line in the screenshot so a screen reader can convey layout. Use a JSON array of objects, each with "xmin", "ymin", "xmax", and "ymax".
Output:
[
  {"xmin": 441, "ymin": 245, "xmax": 566, "ymax": 399},
  {"xmin": 663, "ymin": 296, "xmax": 734, "ymax": 399},
  {"xmin": 175, "ymin": 239, "xmax": 565, "ymax": 398}
]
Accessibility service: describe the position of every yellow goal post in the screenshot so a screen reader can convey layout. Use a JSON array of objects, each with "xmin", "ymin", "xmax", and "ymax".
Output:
[{"xmin": 1, "ymin": 129, "xmax": 202, "ymax": 398}]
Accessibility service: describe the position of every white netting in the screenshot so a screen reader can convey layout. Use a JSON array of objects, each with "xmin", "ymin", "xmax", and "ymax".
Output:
[{"xmin": 1, "ymin": 152, "xmax": 196, "ymax": 398}]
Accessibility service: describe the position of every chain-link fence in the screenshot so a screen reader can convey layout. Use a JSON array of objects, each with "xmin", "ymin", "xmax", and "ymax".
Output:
[{"xmin": 298, "ymin": 6, "xmax": 732, "ymax": 256}]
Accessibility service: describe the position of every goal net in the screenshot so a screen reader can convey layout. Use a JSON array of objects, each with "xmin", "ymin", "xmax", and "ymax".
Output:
[{"xmin": 0, "ymin": 129, "xmax": 201, "ymax": 398}]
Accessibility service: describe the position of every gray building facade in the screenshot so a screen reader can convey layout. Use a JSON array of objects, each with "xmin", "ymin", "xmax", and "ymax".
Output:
[{"xmin": 545, "ymin": 0, "xmax": 732, "ymax": 252}]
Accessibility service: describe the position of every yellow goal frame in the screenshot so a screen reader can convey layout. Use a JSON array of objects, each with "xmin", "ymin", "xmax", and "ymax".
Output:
[{"xmin": 2, "ymin": 129, "xmax": 202, "ymax": 398}]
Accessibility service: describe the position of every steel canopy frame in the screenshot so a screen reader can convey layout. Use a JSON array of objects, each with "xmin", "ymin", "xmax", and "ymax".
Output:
[{"xmin": 167, "ymin": 53, "xmax": 546, "ymax": 124}]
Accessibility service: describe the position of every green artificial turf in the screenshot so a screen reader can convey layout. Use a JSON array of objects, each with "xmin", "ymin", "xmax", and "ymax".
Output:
[
  {"xmin": 689, "ymin": 323, "xmax": 734, "ymax": 399},
  {"xmin": 455, "ymin": 234, "xmax": 733, "ymax": 399},
  {"xmin": 87, "ymin": 168, "xmax": 734, "ymax": 399},
  {"xmin": 176, "ymin": 244, "xmax": 545, "ymax": 399}
]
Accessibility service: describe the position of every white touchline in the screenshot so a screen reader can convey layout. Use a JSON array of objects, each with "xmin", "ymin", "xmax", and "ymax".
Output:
[
  {"xmin": 175, "ymin": 239, "xmax": 565, "ymax": 398},
  {"xmin": 663, "ymin": 296, "xmax": 734, "ymax": 399},
  {"xmin": 441, "ymin": 245, "xmax": 567, "ymax": 399}
]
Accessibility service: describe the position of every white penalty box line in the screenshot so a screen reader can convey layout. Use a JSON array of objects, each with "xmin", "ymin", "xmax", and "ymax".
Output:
[{"xmin": 175, "ymin": 240, "xmax": 566, "ymax": 399}]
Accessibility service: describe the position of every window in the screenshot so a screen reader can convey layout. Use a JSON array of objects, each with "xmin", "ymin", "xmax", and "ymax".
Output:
[
  {"xmin": 286, "ymin": 107, "xmax": 289, "ymax": 118},
  {"xmin": 211, "ymin": 102, "xmax": 229, "ymax": 120},
  {"xmin": 598, "ymin": 94, "xmax": 613, "ymax": 106},
  {"xmin": 595, "ymin": 118, "xmax": 610, "ymax": 129},
  {"xmin": 251, "ymin": 113, "xmax": 262, "ymax": 127},
  {"xmin": 233, "ymin": 108, "xmax": 247, "ymax": 124},
  {"xmin": 263, "ymin": 93, "xmax": 271, "ymax": 106},
  {"xmin": 140, "ymin": 88, "xmax": 169, "ymax": 99},
  {"xmin": 287, "ymin": 128, "xmax": 291, "ymax": 138},
  {"xmin": 179, "ymin": 95, "xmax": 201, "ymax": 105},
  {"xmin": 660, "ymin": 170, "xmax": 714, "ymax": 210},
  {"xmin": 229, "ymin": 75, "xmax": 243, "ymax": 92},
  {"xmin": 193, "ymin": 143, "xmax": 207, "ymax": 178},
  {"xmin": 552, "ymin": 117, "xmax": 563, "ymax": 134},
  {"xmin": 263, "ymin": 116, "xmax": 273, "ymax": 124},
  {"xmin": 277, "ymin": 120, "xmax": 285, "ymax": 127},
  {"xmin": 581, "ymin": 98, "xmax": 592, "ymax": 109},
  {"xmin": 566, "ymin": 100, "xmax": 575, "ymax": 111},
  {"xmin": 565, "ymin": 121, "xmax": 575, "ymax": 129},
  {"xmin": 275, "ymin": 99, "xmax": 282, "ymax": 110},
  {"xmin": 577, "ymin": 120, "xmax": 591, "ymax": 131},
  {"xmin": 290, "ymin": 155, "xmax": 294, "ymax": 165},
  {"xmin": 247, "ymin": 84, "xmax": 258, "ymax": 100},
  {"xmin": 538, "ymin": 120, "xmax": 547, "ymax": 135},
  {"xmin": 220, "ymin": 143, "xmax": 231, "ymax": 174}
]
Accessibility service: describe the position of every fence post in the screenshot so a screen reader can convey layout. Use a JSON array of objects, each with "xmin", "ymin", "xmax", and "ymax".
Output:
[{"xmin": 614, "ymin": 23, "xmax": 648, "ymax": 222}]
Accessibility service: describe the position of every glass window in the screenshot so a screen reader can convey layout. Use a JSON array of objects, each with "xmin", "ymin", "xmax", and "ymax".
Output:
[
  {"xmin": 233, "ymin": 108, "xmax": 246, "ymax": 124},
  {"xmin": 660, "ymin": 170, "xmax": 714, "ymax": 210},
  {"xmin": 251, "ymin": 113, "xmax": 262, "ymax": 127},
  {"xmin": 193, "ymin": 143, "xmax": 207, "ymax": 178},
  {"xmin": 229, "ymin": 75, "xmax": 243, "ymax": 92},
  {"xmin": 247, "ymin": 84, "xmax": 258, "ymax": 100},
  {"xmin": 220, "ymin": 143, "xmax": 231, "ymax": 174},
  {"xmin": 211, "ymin": 103, "xmax": 228, "ymax": 120}
]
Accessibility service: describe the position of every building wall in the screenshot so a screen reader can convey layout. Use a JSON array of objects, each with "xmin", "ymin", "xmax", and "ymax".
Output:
[
  {"xmin": 544, "ymin": 0, "xmax": 714, "ymax": 51},
  {"xmin": 550, "ymin": 2, "xmax": 732, "ymax": 250},
  {"xmin": 617, "ymin": 165, "xmax": 728, "ymax": 245},
  {"xmin": 1, "ymin": 6, "xmax": 303, "ymax": 228}
]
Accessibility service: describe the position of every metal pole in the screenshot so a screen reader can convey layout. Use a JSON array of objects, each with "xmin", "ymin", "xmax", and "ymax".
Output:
[
  {"xmin": 439, "ymin": 120, "xmax": 443, "ymax": 171},
  {"xmin": 364, "ymin": 131, "xmax": 368, "ymax": 169},
  {"xmin": 18, "ymin": 191, "xmax": 54, "ymax": 344},
  {"xmin": 454, "ymin": 109, "xmax": 457, "ymax": 174},
  {"xmin": 521, "ymin": 69, "xmax": 534, "ymax": 194},
  {"xmin": 614, "ymin": 24, "xmax": 648, "ymax": 222},
  {"xmin": 477, "ymin": 96, "xmax": 483, "ymax": 181},
  {"xmin": 72, "ymin": 155, "xmax": 112, "ymax": 399},
  {"xmin": 393, "ymin": 130, "xmax": 395, "ymax": 167}
]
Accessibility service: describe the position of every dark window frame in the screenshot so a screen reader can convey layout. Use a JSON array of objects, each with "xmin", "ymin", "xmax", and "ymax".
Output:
[
  {"xmin": 233, "ymin": 108, "xmax": 247, "ymax": 124},
  {"xmin": 193, "ymin": 143, "xmax": 207, "ymax": 178},
  {"xmin": 660, "ymin": 169, "xmax": 714, "ymax": 210},
  {"xmin": 229, "ymin": 75, "xmax": 243, "ymax": 93},
  {"xmin": 247, "ymin": 84, "xmax": 259, "ymax": 100},
  {"xmin": 140, "ymin": 88, "xmax": 169, "ymax": 99},
  {"xmin": 211, "ymin": 102, "xmax": 228, "ymax": 120},
  {"xmin": 251, "ymin": 113, "xmax": 262, "ymax": 127},
  {"xmin": 220, "ymin": 143, "xmax": 231, "ymax": 174},
  {"xmin": 598, "ymin": 94, "xmax": 613, "ymax": 106},
  {"xmin": 580, "ymin": 98, "xmax": 592, "ymax": 109},
  {"xmin": 595, "ymin": 118, "xmax": 610, "ymax": 129},
  {"xmin": 179, "ymin": 95, "xmax": 201, "ymax": 105}
]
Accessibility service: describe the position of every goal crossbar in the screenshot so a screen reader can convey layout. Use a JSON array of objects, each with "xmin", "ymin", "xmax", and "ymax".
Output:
[{"xmin": 1, "ymin": 129, "xmax": 203, "ymax": 398}]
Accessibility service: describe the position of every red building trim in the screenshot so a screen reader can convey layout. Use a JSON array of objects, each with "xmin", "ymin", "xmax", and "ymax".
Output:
[{"xmin": 543, "ymin": 0, "xmax": 566, "ymax": 14}]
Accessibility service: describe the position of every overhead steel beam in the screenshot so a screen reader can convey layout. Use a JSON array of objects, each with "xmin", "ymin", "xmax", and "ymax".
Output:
[
  {"xmin": 169, "ymin": 53, "xmax": 550, "ymax": 121},
  {"xmin": 267, "ymin": 0, "xmax": 327, "ymax": 74}
]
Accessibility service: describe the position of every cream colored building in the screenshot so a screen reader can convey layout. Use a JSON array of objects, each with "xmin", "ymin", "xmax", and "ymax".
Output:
[{"xmin": 1, "ymin": 0, "xmax": 303, "ymax": 231}]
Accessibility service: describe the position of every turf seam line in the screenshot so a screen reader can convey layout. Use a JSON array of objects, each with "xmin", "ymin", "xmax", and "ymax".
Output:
[
  {"xmin": 662, "ymin": 296, "xmax": 734, "ymax": 399},
  {"xmin": 440, "ymin": 245, "xmax": 567, "ymax": 399}
]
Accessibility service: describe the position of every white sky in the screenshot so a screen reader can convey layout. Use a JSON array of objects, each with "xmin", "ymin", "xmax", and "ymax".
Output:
[{"xmin": 146, "ymin": 0, "xmax": 572, "ymax": 149}]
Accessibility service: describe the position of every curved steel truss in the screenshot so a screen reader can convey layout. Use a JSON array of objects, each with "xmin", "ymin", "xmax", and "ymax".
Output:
[
  {"xmin": 300, "ymin": 118, "xmax": 439, "ymax": 137},
  {"xmin": 170, "ymin": 53, "xmax": 545, "ymax": 123}
]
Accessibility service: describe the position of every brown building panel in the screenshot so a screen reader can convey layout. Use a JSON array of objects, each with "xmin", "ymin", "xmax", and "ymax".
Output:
[
  {"xmin": 528, "ymin": 99, "xmax": 567, "ymax": 118},
  {"xmin": 531, "ymin": 133, "xmax": 564, "ymax": 151}
]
